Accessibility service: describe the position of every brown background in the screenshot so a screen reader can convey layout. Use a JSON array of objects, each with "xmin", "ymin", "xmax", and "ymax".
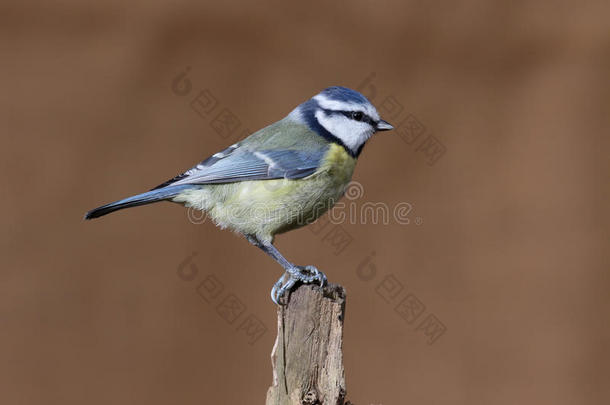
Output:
[{"xmin": 1, "ymin": 1, "xmax": 609, "ymax": 404}]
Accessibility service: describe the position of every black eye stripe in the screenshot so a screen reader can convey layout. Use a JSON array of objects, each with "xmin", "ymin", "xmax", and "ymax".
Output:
[{"xmin": 327, "ymin": 109, "xmax": 376, "ymax": 126}]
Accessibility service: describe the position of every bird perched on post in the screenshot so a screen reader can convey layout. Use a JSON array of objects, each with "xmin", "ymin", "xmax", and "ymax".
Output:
[{"xmin": 85, "ymin": 86, "xmax": 393, "ymax": 304}]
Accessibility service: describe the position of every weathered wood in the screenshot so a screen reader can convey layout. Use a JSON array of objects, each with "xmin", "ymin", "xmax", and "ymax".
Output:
[{"xmin": 266, "ymin": 283, "xmax": 347, "ymax": 405}]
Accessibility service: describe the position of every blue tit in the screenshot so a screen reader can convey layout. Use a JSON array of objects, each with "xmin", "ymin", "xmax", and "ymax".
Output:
[{"xmin": 85, "ymin": 86, "xmax": 394, "ymax": 304}]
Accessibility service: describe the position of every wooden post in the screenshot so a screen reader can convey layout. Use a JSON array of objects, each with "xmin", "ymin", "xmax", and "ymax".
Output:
[{"xmin": 265, "ymin": 283, "xmax": 348, "ymax": 405}]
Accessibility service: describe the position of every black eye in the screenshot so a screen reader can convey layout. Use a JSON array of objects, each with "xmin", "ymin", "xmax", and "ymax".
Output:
[{"xmin": 351, "ymin": 111, "xmax": 363, "ymax": 121}]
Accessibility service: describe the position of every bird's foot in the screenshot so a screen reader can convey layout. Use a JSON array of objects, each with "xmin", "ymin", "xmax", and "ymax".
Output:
[{"xmin": 271, "ymin": 265, "xmax": 328, "ymax": 305}]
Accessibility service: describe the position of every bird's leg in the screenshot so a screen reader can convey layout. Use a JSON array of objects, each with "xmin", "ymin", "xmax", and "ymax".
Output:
[{"xmin": 245, "ymin": 235, "xmax": 327, "ymax": 305}]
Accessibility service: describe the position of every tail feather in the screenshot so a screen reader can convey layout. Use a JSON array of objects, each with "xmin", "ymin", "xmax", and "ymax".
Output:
[{"xmin": 84, "ymin": 185, "xmax": 193, "ymax": 220}]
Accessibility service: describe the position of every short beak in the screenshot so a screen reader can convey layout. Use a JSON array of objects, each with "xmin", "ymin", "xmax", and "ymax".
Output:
[{"xmin": 376, "ymin": 119, "xmax": 394, "ymax": 132}]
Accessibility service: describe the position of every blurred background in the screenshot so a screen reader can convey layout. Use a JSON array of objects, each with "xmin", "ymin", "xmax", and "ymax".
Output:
[{"xmin": 1, "ymin": 1, "xmax": 609, "ymax": 404}]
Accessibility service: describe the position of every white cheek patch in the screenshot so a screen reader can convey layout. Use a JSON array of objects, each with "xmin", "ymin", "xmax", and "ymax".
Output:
[{"xmin": 315, "ymin": 110, "xmax": 374, "ymax": 153}]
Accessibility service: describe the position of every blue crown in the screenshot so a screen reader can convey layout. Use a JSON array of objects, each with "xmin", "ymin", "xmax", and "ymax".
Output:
[{"xmin": 319, "ymin": 86, "xmax": 370, "ymax": 105}]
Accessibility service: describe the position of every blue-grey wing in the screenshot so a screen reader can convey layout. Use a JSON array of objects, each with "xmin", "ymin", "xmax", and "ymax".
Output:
[{"xmin": 152, "ymin": 143, "xmax": 328, "ymax": 189}]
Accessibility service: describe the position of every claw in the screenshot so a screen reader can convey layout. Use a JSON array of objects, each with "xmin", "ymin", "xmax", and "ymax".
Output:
[
  {"xmin": 271, "ymin": 273, "xmax": 297, "ymax": 305},
  {"xmin": 270, "ymin": 278, "xmax": 284, "ymax": 304},
  {"xmin": 270, "ymin": 265, "xmax": 328, "ymax": 305},
  {"xmin": 301, "ymin": 265, "xmax": 327, "ymax": 287}
]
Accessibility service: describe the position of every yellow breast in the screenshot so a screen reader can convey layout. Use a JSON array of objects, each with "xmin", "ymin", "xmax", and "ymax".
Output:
[{"xmin": 316, "ymin": 143, "xmax": 357, "ymax": 185}]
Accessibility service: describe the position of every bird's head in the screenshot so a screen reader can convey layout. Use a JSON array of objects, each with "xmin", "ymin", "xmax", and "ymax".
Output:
[{"xmin": 289, "ymin": 86, "xmax": 394, "ymax": 157}]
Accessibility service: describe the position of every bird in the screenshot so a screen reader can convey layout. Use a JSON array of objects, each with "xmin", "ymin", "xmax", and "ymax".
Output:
[{"xmin": 85, "ymin": 86, "xmax": 394, "ymax": 304}]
